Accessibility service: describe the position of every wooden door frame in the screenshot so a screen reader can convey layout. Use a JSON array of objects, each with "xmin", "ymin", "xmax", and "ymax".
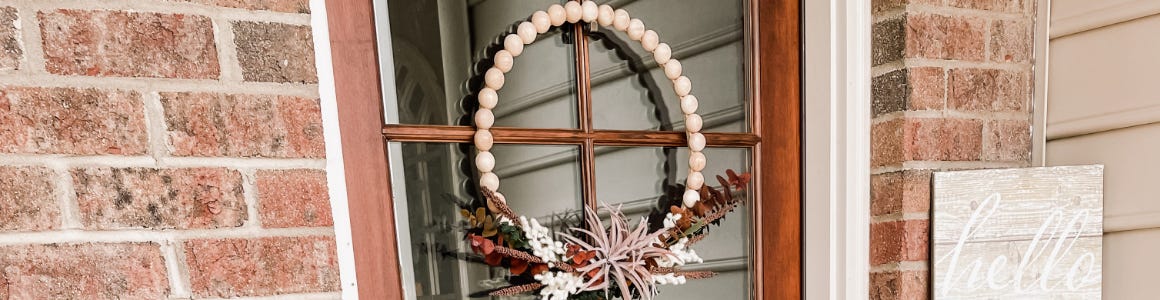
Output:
[{"xmin": 322, "ymin": 0, "xmax": 802, "ymax": 298}]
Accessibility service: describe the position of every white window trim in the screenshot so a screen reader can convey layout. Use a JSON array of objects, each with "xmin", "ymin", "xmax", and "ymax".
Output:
[
  {"xmin": 803, "ymin": 0, "xmax": 872, "ymax": 299},
  {"xmin": 310, "ymin": 0, "xmax": 873, "ymax": 298}
]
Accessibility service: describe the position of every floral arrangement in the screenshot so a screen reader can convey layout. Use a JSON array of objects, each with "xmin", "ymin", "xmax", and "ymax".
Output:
[
  {"xmin": 458, "ymin": 1, "xmax": 753, "ymax": 299},
  {"xmin": 459, "ymin": 170, "xmax": 750, "ymax": 300}
]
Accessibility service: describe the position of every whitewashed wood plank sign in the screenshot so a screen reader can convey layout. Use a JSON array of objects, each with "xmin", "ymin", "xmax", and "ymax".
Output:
[{"xmin": 933, "ymin": 165, "xmax": 1103, "ymax": 299}]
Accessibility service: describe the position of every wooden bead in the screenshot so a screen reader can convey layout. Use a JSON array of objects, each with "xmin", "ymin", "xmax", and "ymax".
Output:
[
  {"xmin": 475, "ymin": 108, "xmax": 495, "ymax": 129},
  {"xmin": 685, "ymin": 113, "xmax": 703, "ymax": 132},
  {"xmin": 682, "ymin": 189, "xmax": 700, "ymax": 207},
  {"xmin": 627, "ymin": 19, "xmax": 645, "ymax": 40},
  {"xmin": 664, "ymin": 59, "xmax": 683, "ymax": 80},
  {"xmin": 680, "ymin": 95, "xmax": 698, "ymax": 114},
  {"xmin": 653, "ymin": 43, "xmax": 672, "ymax": 65},
  {"xmin": 531, "ymin": 11, "xmax": 551, "ymax": 33},
  {"xmin": 641, "ymin": 30, "xmax": 659, "ymax": 51},
  {"xmin": 548, "ymin": 4, "xmax": 566, "ymax": 26},
  {"xmin": 565, "ymin": 1, "xmax": 582, "ymax": 23},
  {"xmin": 484, "ymin": 68, "xmax": 505, "ymax": 90},
  {"xmin": 686, "ymin": 172, "xmax": 705, "ymax": 190},
  {"xmin": 504, "ymin": 34, "xmax": 524, "ymax": 56},
  {"xmin": 517, "ymin": 22, "xmax": 537, "ymax": 44},
  {"xmin": 690, "ymin": 151, "xmax": 707, "ymax": 172},
  {"xmin": 674, "ymin": 75, "xmax": 692, "ymax": 96},
  {"xmin": 493, "ymin": 50, "xmax": 514, "ymax": 73},
  {"xmin": 476, "ymin": 151, "xmax": 496, "ymax": 172},
  {"xmin": 475, "ymin": 130, "xmax": 494, "ymax": 151},
  {"xmin": 479, "ymin": 88, "xmax": 498, "ymax": 109},
  {"xmin": 581, "ymin": 1, "xmax": 598, "ymax": 22},
  {"xmin": 487, "ymin": 191, "xmax": 507, "ymax": 213},
  {"xmin": 688, "ymin": 132, "xmax": 706, "ymax": 152},
  {"xmin": 480, "ymin": 172, "xmax": 500, "ymax": 191},
  {"xmin": 613, "ymin": 9, "xmax": 630, "ymax": 31},
  {"xmin": 597, "ymin": 5, "xmax": 614, "ymax": 26}
]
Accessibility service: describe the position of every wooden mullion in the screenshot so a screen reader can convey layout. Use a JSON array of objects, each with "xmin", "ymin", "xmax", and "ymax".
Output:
[
  {"xmin": 382, "ymin": 124, "xmax": 760, "ymax": 147},
  {"xmin": 574, "ymin": 17, "xmax": 599, "ymax": 211}
]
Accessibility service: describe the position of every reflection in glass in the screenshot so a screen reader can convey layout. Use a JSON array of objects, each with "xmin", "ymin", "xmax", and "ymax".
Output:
[
  {"xmin": 594, "ymin": 146, "xmax": 753, "ymax": 299},
  {"xmin": 588, "ymin": 0, "xmax": 747, "ymax": 132},
  {"xmin": 384, "ymin": 0, "xmax": 579, "ymax": 129},
  {"xmin": 390, "ymin": 142, "xmax": 583, "ymax": 299}
]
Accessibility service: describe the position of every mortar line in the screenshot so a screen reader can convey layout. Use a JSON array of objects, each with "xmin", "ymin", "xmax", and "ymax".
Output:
[
  {"xmin": 11, "ymin": 1, "xmax": 45, "ymax": 74},
  {"xmin": 8, "ymin": 0, "xmax": 312, "ymax": 25},
  {"xmin": 47, "ymin": 160, "xmax": 83, "ymax": 229},
  {"xmin": 0, "ymin": 154, "xmax": 326, "ymax": 169},
  {"xmin": 142, "ymin": 91, "xmax": 171, "ymax": 161},
  {"xmin": 0, "ymin": 74, "xmax": 320, "ymax": 98},
  {"xmin": 0, "ymin": 226, "xmax": 336, "ymax": 245},
  {"xmin": 160, "ymin": 240, "xmax": 193, "ymax": 298},
  {"xmin": 212, "ymin": 18, "xmax": 244, "ymax": 82},
  {"xmin": 240, "ymin": 168, "xmax": 263, "ymax": 229}
]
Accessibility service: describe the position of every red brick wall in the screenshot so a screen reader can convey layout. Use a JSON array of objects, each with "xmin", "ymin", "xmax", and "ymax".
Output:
[
  {"xmin": 870, "ymin": 0, "xmax": 1035, "ymax": 298},
  {"xmin": 0, "ymin": 1, "xmax": 337, "ymax": 298}
]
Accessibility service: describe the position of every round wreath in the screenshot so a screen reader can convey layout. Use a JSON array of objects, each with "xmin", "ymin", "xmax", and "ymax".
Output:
[{"xmin": 461, "ymin": 2, "xmax": 751, "ymax": 299}]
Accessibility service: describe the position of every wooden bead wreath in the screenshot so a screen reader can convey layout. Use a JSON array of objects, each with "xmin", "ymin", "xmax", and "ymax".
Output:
[{"xmin": 462, "ymin": 2, "xmax": 751, "ymax": 300}]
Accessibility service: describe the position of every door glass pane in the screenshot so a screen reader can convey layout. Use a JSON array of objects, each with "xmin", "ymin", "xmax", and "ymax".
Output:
[
  {"xmin": 594, "ymin": 146, "xmax": 753, "ymax": 299},
  {"xmin": 383, "ymin": 0, "xmax": 578, "ymax": 128},
  {"xmin": 389, "ymin": 142, "xmax": 582, "ymax": 299},
  {"xmin": 588, "ymin": 0, "xmax": 748, "ymax": 132}
]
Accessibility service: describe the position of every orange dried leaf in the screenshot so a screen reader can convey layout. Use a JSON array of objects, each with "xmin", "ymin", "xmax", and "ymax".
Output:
[
  {"xmin": 530, "ymin": 263, "xmax": 549, "ymax": 275},
  {"xmin": 485, "ymin": 252, "xmax": 503, "ymax": 266},
  {"xmin": 510, "ymin": 259, "xmax": 529, "ymax": 275}
]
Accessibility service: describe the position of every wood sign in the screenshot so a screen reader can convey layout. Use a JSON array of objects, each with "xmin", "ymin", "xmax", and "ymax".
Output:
[{"xmin": 933, "ymin": 166, "xmax": 1104, "ymax": 299}]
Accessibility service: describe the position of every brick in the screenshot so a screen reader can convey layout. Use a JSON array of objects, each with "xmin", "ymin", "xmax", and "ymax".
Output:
[
  {"xmin": 0, "ymin": 166, "xmax": 58, "ymax": 232},
  {"xmin": 908, "ymin": 67, "xmax": 945, "ymax": 110},
  {"xmin": 38, "ymin": 10, "xmax": 219, "ymax": 78},
  {"xmin": 0, "ymin": 7, "xmax": 21, "ymax": 71},
  {"xmin": 0, "ymin": 87, "xmax": 147, "ymax": 155},
  {"xmin": 0, "ymin": 243, "xmax": 169, "ymax": 299},
  {"xmin": 872, "ymin": 18, "xmax": 905, "ymax": 66},
  {"xmin": 871, "ymin": 219, "xmax": 929, "ymax": 265},
  {"xmin": 257, "ymin": 169, "xmax": 332, "ymax": 228},
  {"xmin": 948, "ymin": 0, "xmax": 1028, "ymax": 13},
  {"xmin": 984, "ymin": 120, "xmax": 1031, "ymax": 161},
  {"xmin": 162, "ymin": 92, "xmax": 325, "ymax": 158},
  {"xmin": 72, "ymin": 167, "xmax": 246, "ymax": 230},
  {"xmin": 233, "ymin": 21, "xmax": 317, "ymax": 83},
  {"xmin": 185, "ymin": 236, "xmax": 340, "ymax": 297},
  {"xmin": 990, "ymin": 19, "xmax": 1033, "ymax": 63},
  {"xmin": 873, "ymin": 69, "xmax": 908, "ymax": 117},
  {"xmin": 871, "ymin": 169, "xmax": 933, "ymax": 216},
  {"xmin": 870, "ymin": 270, "xmax": 928, "ymax": 300},
  {"xmin": 873, "ymin": 68, "xmax": 946, "ymax": 117},
  {"xmin": 871, "ymin": 118, "xmax": 905, "ymax": 167},
  {"xmin": 904, "ymin": 118, "xmax": 983, "ymax": 162},
  {"xmin": 948, "ymin": 68, "xmax": 1029, "ymax": 112},
  {"xmin": 174, "ymin": 0, "xmax": 311, "ymax": 13},
  {"xmin": 906, "ymin": 13, "xmax": 986, "ymax": 61},
  {"xmin": 872, "ymin": 0, "xmax": 941, "ymax": 12}
]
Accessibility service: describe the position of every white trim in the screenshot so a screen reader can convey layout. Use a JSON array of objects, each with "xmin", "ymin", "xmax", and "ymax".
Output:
[
  {"xmin": 803, "ymin": 0, "xmax": 871, "ymax": 298},
  {"xmin": 1031, "ymin": 0, "xmax": 1051, "ymax": 166},
  {"xmin": 308, "ymin": 1, "xmax": 361, "ymax": 299}
]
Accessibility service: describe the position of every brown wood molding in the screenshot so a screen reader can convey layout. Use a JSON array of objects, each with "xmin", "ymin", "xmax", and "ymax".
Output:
[
  {"xmin": 382, "ymin": 124, "xmax": 761, "ymax": 147},
  {"xmin": 325, "ymin": 0, "xmax": 404, "ymax": 298},
  {"xmin": 754, "ymin": 0, "xmax": 803, "ymax": 299}
]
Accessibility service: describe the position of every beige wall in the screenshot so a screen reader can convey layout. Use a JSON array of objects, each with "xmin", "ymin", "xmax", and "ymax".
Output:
[{"xmin": 1046, "ymin": 0, "xmax": 1160, "ymax": 298}]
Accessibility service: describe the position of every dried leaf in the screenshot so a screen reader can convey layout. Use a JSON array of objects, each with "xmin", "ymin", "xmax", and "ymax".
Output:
[
  {"xmin": 484, "ymin": 252, "xmax": 503, "ymax": 266},
  {"xmin": 510, "ymin": 259, "xmax": 529, "ymax": 275},
  {"xmin": 530, "ymin": 263, "xmax": 549, "ymax": 275}
]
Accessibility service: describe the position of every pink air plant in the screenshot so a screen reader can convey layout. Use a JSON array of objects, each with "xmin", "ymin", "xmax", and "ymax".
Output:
[{"xmin": 559, "ymin": 204, "xmax": 673, "ymax": 300}]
